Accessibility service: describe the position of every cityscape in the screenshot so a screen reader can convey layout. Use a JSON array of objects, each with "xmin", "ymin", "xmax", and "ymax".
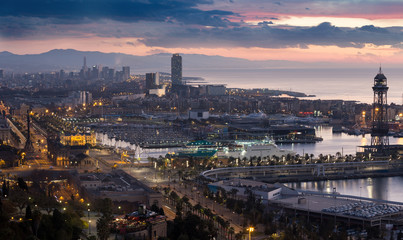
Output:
[{"xmin": 1, "ymin": 1, "xmax": 403, "ymax": 240}]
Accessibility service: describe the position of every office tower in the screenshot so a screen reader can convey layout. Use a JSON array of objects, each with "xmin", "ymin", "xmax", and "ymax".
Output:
[
  {"xmin": 108, "ymin": 69, "xmax": 115, "ymax": 81},
  {"xmin": 171, "ymin": 54, "xmax": 182, "ymax": 85},
  {"xmin": 91, "ymin": 65, "xmax": 99, "ymax": 79},
  {"xmin": 81, "ymin": 56, "xmax": 89, "ymax": 79},
  {"xmin": 0, "ymin": 70, "xmax": 3, "ymax": 79},
  {"xmin": 59, "ymin": 69, "xmax": 65, "ymax": 81},
  {"xmin": 101, "ymin": 66, "xmax": 109, "ymax": 79},
  {"xmin": 83, "ymin": 56, "xmax": 88, "ymax": 73},
  {"xmin": 146, "ymin": 72, "xmax": 160, "ymax": 89},
  {"xmin": 122, "ymin": 66, "xmax": 130, "ymax": 80},
  {"xmin": 79, "ymin": 91, "xmax": 93, "ymax": 106}
]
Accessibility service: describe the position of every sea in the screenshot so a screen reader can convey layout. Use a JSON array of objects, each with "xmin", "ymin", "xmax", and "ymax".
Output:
[
  {"xmin": 279, "ymin": 125, "xmax": 403, "ymax": 156},
  {"xmin": 186, "ymin": 68, "xmax": 403, "ymax": 104}
]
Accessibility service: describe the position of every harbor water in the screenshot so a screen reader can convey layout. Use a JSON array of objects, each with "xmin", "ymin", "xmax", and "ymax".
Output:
[
  {"xmin": 282, "ymin": 126, "xmax": 403, "ymax": 202},
  {"xmin": 286, "ymin": 176, "xmax": 403, "ymax": 202},
  {"xmin": 279, "ymin": 125, "xmax": 402, "ymax": 157}
]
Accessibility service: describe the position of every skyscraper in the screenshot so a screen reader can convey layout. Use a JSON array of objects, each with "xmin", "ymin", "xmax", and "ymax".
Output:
[
  {"xmin": 122, "ymin": 66, "xmax": 130, "ymax": 80},
  {"xmin": 81, "ymin": 56, "xmax": 89, "ymax": 79},
  {"xmin": 171, "ymin": 54, "xmax": 182, "ymax": 85},
  {"xmin": 146, "ymin": 72, "xmax": 160, "ymax": 90}
]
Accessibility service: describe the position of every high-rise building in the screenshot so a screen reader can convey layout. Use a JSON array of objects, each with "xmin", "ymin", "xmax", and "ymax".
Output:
[
  {"xmin": 79, "ymin": 91, "xmax": 93, "ymax": 106},
  {"xmin": 108, "ymin": 69, "xmax": 115, "ymax": 81},
  {"xmin": 122, "ymin": 66, "xmax": 130, "ymax": 80},
  {"xmin": 91, "ymin": 65, "xmax": 99, "ymax": 79},
  {"xmin": 59, "ymin": 69, "xmax": 65, "ymax": 81},
  {"xmin": 145, "ymin": 72, "xmax": 160, "ymax": 90},
  {"xmin": 171, "ymin": 54, "xmax": 182, "ymax": 85},
  {"xmin": 0, "ymin": 69, "xmax": 3, "ymax": 79},
  {"xmin": 81, "ymin": 56, "xmax": 89, "ymax": 80}
]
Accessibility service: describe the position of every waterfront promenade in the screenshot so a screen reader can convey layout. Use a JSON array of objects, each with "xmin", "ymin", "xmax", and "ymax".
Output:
[{"xmin": 201, "ymin": 160, "xmax": 403, "ymax": 182}]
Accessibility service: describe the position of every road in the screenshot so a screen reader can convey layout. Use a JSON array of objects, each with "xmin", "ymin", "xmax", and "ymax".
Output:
[
  {"xmin": 124, "ymin": 166, "xmax": 246, "ymax": 235},
  {"xmin": 87, "ymin": 149, "xmax": 260, "ymax": 238}
]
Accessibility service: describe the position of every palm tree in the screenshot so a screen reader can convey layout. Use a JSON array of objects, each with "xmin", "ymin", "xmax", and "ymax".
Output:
[
  {"xmin": 335, "ymin": 152, "xmax": 341, "ymax": 160},
  {"xmin": 228, "ymin": 227, "xmax": 235, "ymax": 240},
  {"xmin": 230, "ymin": 188, "xmax": 239, "ymax": 200},
  {"xmin": 194, "ymin": 203, "xmax": 202, "ymax": 216},
  {"xmin": 235, "ymin": 232, "xmax": 243, "ymax": 240},
  {"xmin": 242, "ymin": 157, "xmax": 247, "ymax": 166}
]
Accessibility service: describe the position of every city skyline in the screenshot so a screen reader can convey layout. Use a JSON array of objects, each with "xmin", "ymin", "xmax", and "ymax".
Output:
[{"xmin": 2, "ymin": 0, "xmax": 403, "ymax": 67}]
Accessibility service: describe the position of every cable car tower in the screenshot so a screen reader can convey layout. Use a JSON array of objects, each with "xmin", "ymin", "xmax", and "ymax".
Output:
[{"xmin": 370, "ymin": 67, "xmax": 389, "ymax": 156}]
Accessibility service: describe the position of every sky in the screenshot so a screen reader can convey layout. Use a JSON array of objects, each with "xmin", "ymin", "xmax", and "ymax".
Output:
[{"xmin": 2, "ymin": 0, "xmax": 403, "ymax": 66}]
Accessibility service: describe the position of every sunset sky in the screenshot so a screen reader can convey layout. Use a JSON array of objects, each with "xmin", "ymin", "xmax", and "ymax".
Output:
[{"xmin": 2, "ymin": 0, "xmax": 403, "ymax": 65}]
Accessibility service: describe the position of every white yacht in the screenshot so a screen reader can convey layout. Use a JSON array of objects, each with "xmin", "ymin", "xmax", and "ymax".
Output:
[{"xmin": 216, "ymin": 139, "xmax": 295, "ymax": 159}]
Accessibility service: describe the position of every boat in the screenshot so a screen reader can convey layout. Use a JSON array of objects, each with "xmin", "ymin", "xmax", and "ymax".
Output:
[
  {"xmin": 175, "ymin": 140, "xmax": 218, "ymax": 158},
  {"xmin": 216, "ymin": 138, "xmax": 295, "ymax": 159}
]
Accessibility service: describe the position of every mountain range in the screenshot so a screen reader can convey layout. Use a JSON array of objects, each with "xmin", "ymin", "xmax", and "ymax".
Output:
[{"xmin": 0, "ymin": 49, "xmax": 309, "ymax": 73}]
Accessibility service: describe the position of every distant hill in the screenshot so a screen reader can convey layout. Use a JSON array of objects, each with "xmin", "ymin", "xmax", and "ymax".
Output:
[{"xmin": 0, "ymin": 49, "xmax": 303, "ymax": 73}]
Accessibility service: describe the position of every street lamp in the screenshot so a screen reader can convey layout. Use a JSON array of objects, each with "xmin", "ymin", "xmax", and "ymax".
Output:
[
  {"xmin": 247, "ymin": 227, "xmax": 254, "ymax": 240},
  {"xmin": 88, "ymin": 208, "xmax": 91, "ymax": 235}
]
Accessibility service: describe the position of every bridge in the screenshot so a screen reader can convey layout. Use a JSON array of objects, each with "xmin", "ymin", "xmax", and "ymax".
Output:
[{"xmin": 201, "ymin": 160, "xmax": 403, "ymax": 181}]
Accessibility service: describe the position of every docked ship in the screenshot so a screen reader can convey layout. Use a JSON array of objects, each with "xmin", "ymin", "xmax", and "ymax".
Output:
[
  {"xmin": 216, "ymin": 139, "xmax": 295, "ymax": 159},
  {"xmin": 174, "ymin": 140, "xmax": 218, "ymax": 158},
  {"xmin": 175, "ymin": 139, "xmax": 294, "ymax": 159}
]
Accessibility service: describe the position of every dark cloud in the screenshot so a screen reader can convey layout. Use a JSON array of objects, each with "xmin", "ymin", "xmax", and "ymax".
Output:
[
  {"xmin": 0, "ymin": 0, "xmax": 235, "ymax": 27},
  {"xmin": 258, "ymin": 21, "xmax": 274, "ymax": 26},
  {"xmin": 140, "ymin": 22, "xmax": 403, "ymax": 49},
  {"xmin": 359, "ymin": 25, "xmax": 388, "ymax": 34}
]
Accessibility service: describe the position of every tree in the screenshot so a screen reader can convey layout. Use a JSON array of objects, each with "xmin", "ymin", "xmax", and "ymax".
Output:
[
  {"xmin": 304, "ymin": 153, "xmax": 309, "ymax": 163},
  {"xmin": 25, "ymin": 204, "xmax": 32, "ymax": 220},
  {"xmin": 10, "ymin": 187, "xmax": 28, "ymax": 214},
  {"xmin": 2, "ymin": 180, "xmax": 8, "ymax": 197},
  {"xmin": 17, "ymin": 177, "xmax": 28, "ymax": 191},
  {"xmin": 235, "ymin": 232, "xmax": 243, "ymax": 240},
  {"xmin": 95, "ymin": 198, "xmax": 113, "ymax": 240},
  {"xmin": 37, "ymin": 193, "xmax": 60, "ymax": 214},
  {"xmin": 31, "ymin": 209, "xmax": 42, "ymax": 237},
  {"xmin": 397, "ymin": 231, "xmax": 402, "ymax": 240},
  {"xmin": 230, "ymin": 188, "xmax": 239, "ymax": 200},
  {"xmin": 94, "ymin": 198, "xmax": 113, "ymax": 218},
  {"xmin": 97, "ymin": 215, "xmax": 111, "ymax": 240},
  {"xmin": 228, "ymin": 227, "xmax": 235, "ymax": 240}
]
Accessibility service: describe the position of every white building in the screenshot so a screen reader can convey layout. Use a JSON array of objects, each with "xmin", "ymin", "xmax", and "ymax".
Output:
[
  {"xmin": 189, "ymin": 109, "xmax": 209, "ymax": 120},
  {"xmin": 207, "ymin": 179, "xmax": 293, "ymax": 203}
]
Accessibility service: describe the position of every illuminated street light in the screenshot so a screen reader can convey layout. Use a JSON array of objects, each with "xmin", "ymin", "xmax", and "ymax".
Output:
[
  {"xmin": 88, "ymin": 207, "xmax": 91, "ymax": 235},
  {"xmin": 247, "ymin": 227, "xmax": 254, "ymax": 240}
]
